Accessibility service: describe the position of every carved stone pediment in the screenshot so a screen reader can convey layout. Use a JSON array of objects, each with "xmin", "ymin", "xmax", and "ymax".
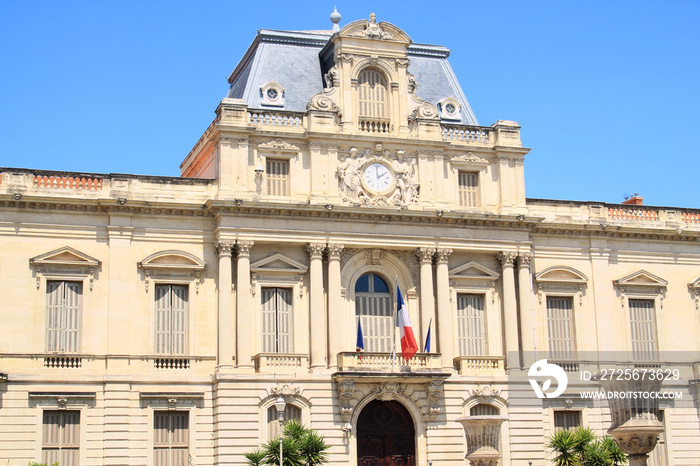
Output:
[
  {"xmin": 258, "ymin": 138, "xmax": 300, "ymax": 152},
  {"xmin": 450, "ymin": 152, "xmax": 489, "ymax": 165},
  {"xmin": 250, "ymin": 253, "xmax": 308, "ymax": 274},
  {"xmin": 137, "ymin": 250, "xmax": 205, "ymax": 293},
  {"xmin": 30, "ymin": 246, "xmax": 101, "ymax": 290}
]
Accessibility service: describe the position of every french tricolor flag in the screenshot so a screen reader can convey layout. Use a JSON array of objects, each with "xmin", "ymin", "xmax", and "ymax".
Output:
[{"xmin": 396, "ymin": 286, "xmax": 419, "ymax": 361}]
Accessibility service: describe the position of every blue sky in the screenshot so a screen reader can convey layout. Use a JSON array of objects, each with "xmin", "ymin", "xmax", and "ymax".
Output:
[{"xmin": 1, "ymin": 0, "xmax": 699, "ymax": 207}]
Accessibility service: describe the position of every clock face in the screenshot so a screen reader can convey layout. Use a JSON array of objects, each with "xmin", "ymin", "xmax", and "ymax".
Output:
[{"xmin": 363, "ymin": 163, "xmax": 393, "ymax": 193}]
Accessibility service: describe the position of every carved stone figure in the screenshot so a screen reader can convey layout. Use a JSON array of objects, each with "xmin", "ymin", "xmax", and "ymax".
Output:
[
  {"xmin": 337, "ymin": 148, "xmax": 362, "ymax": 201},
  {"xmin": 393, "ymin": 150, "xmax": 418, "ymax": 204}
]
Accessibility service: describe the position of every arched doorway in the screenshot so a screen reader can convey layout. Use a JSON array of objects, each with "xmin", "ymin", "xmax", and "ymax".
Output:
[{"xmin": 357, "ymin": 400, "xmax": 415, "ymax": 466}]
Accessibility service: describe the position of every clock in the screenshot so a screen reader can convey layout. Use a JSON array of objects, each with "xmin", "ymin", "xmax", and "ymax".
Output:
[{"xmin": 362, "ymin": 162, "xmax": 394, "ymax": 194}]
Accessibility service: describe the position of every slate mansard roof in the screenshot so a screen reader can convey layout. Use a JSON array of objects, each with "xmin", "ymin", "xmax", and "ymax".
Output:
[{"xmin": 226, "ymin": 28, "xmax": 479, "ymax": 126}]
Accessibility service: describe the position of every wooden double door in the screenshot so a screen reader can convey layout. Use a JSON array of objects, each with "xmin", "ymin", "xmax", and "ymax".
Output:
[{"xmin": 357, "ymin": 400, "xmax": 415, "ymax": 466}]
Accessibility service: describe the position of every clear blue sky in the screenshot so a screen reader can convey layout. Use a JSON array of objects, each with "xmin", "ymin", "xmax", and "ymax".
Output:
[{"xmin": 2, "ymin": 0, "xmax": 699, "ymax": 207}]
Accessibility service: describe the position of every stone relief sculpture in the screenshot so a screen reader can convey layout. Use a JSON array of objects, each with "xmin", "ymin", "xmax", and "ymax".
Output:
[
  {"xmin": 337, "ymin": 144, "xmax": 419, "ymax": 206},
  {"xmin": 350, "ymin": 13, "xmax": 395, "ymax": 40}
]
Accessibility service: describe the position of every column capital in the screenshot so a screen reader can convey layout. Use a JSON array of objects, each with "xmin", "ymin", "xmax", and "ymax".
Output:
[
  {"xmin": 497, "ymin": 251, "xmax": 517, "ymax": 268},
  {"xmin": 435, "ymin": 248, "xmax": 452, "ymax": 263},
  {"xmin": 307, "ymin": 242, "xmax": 326, "ymax": 259},
  {"xmin": 327, "ymin": 243, "xmax": 344, "ymax": 260},
  {"xmin": 237, "ymin": 240, "xmax": 254, "ymax": 257},
  {"xmin": 517, "ymin": 252, "xmax": 533, "ymax": 268},
  {"xmin": 416, "ymin": 247, "xmax": 436, "ymax": 263},
  {"xmin": 215, "ymin": 240, "xmax": 235, "ymax": 256}
]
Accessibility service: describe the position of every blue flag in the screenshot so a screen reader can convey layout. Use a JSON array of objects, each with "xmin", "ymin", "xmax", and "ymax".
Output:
[
  {"xmin": 356, "ymin": 318, "xmax": 364, "ymax": 351},
  {"xmin": 424, "ymin": 319, "xmax": 432, "ymax": 352}
]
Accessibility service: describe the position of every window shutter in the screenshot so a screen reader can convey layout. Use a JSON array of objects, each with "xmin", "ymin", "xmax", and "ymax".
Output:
[
  {"xmin": 42, "ymin": 410, "xmax": 80, "ymax": 466},
  {"xmin": 358, "ymin": 69, "xmax": 388, "ymax": 118},
  {"xmin": 155, "ymin": 285, "xmax": 171, "ymax": 355},
  {"xmin": 154, "ymin": 411, "xmax": 189, "ymax": 466},
  {"xmin": 46, "ymin": 281, "xmax": 82, "ymax": 353},
  {"xmin": 470, "ymin": 404, "xmax": 499, "ymax": 416},
  {"xmin": 457, "ymin": 294, "xmax": 486, "ymax": 356},
  {"xmin": 266, "ymin": 159, "xmax": 289, "ymax": 196},
  {"xmin": 554, "ymin": 411, "xmax": 581, "ymax": 431},
  {"xmin": 46, "ymin": 281, "xmax": 63, "ymax": 352},
  {"xmin": 170, "ymin": 286, "xmax": 188, "ymax": 355},
  {"xmin": 261, "ymin": 288, "xmax": 277, "ymax": 353},
  {"xmin": 64, "ymin": 282, "xmax": 82, "ymax": 353},
  {"xmin": 458, "ymin": 172, "xmax": 479, "ymax": 207},
  {"xmin": 276, "ymin": 288, "xmax": 292, "ymax": 353},
  {"xmin": 267, "ymin": 404, "xmax": 302, "ymax": 439},
  {"xmin": 629, "ymin": 299, "xmax": 657, "ymax": 360},
  {"xmin": 547, "ymin": 296, "xmax": 575, "ymax": 359}
]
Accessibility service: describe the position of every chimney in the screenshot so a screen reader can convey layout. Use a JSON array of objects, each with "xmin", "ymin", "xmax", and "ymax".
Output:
[{"xmin": 622, "ymin": 193, "xmax": 643, "ymax": 205}]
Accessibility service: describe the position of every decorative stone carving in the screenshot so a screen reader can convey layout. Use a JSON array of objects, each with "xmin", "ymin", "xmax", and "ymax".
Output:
[
  {"xmin": 456, "ymin": 415, "xmax": 508, "ymax": 466},
  {"xmin": 323, "ymin": 66, "xmax": 339, "ymax": 88},
  {"xmin": 350, "ymin": 13, "xmax": 395, "ymax": 40},
  {"xmin": 258, "ymin": 138, "xmax": 300, "ymax": 151},
  {"xmin": 517, "ymin": 252, "xmax": 532, "ymax": 268},
  {"xmin": 472, "ymin": 385, "xmax": 502, "ymax": 403},
  {"xmin": 306, "ymin": 93, "xmax": 340, "ymax": 113},
  {"xmin": 327, "ymin": 244, "xmax": 344, "ymax": 260},
  {"xmin": 270, "ymin": 384, "xmax": 302, "ymax": 402},
  {"xmin": 435, "ymin": 248, "xmax": 452, "ymax": 263},
  {"xmin": 337, "ymin": 379, "xmax": 356, "ymax": 422},
  {"xmin": 408, "ymin": 102, "xmax": 439, "ymax": 122},
  {"xmin": 425, "ymin": 380, "xmax": 443, "ymax": 421},
  {"xmin": 451, "ymin": 152, "xmax": 489, "ymax": 165},
  {"xmin": 406, "ymin": 72, "xmax": 417, "ymax": 94},
  {"xmin": 416, "ymin": 248, "xmax": 436, "ymax": 263},
  {"xmin": 372, "ymin": 382, "xmax": 405, "ymax": 401},
  {"xmin": 497, "ymin": 252, "xmax": 517, "ymax": 268},
  {"xmin": 337, "ymin": 145, "xmax": 419, "ymax": 206},
  {"xmin": 237, "ymin": 240, "xmax": 254, "ymax": 257},
  {"xmin": 306, "ymin": 243, "xmax": 326, "ymax": 259},
  {"xmin": 215, "ymin": 240, "xmax": 235, "ymax": 256},
  {"xmin": 364, "ymin": 248, "xmax": 386, "ymax": 265}
]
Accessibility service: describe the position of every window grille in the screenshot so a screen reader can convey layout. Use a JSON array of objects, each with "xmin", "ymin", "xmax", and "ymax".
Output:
[
  {"xmin": 42, "ymin": 410, "xmax": 80, "ymax": 466},
  {"xmin": 547, "ymin": 296, "xmax": 575, "ymax": 359},
  {"xmin": 457, "ymin": 294, "xmax": 486, "ymax": 356},
  {"xmin": 46, "ymin": 281, "xmax": 82, "ymax": 353},
  {"xmin": 154, "ymin": 411, "xmax": 189, "ymax": 466},
  {"xmin": 629, "ymin": 299, "xmax": 657, "ymax": 361},
  {"xmin": 358, "ymin": 69, "xmax": 388, "ymax": 119},
  {"xmin": 470, "ymin": 404, "xmax": 499, "ymax": 416},
  {"xmin": 266, "ymin": 158, "xmax": 289, "ymax": 196},
  {"xmin": 155, "ymin": 285, "xmax": 189, "ymax": 355},
  {"xmin": 458, "ymin": 172, "xmax": 479, "ymax": 207},
  {"xmin": 261, "ymin": 287, "xmax": 293, "ymax": 353},
  {"xmin": 355, "ymin": 273, "xmax": 393, "ymax": 352}
]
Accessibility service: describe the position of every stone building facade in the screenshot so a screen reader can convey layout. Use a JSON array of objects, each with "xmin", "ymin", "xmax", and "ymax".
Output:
[{"xmin": 1, "ymin": 13, "xmax": 699, "ymax": 466}]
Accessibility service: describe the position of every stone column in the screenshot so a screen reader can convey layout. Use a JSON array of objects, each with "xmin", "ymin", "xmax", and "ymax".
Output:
[
  {"xmin": 435, "ymin": 248, "xmax": 454, "ymax": 370},
  {"xmin": 498, "ymin": 252, "xmax": 520, "ymax": 370},
  {"xmin": 417, "ymin": 248, "xmax": 436, "ymax": 350},
  {"xmin": 517, "ymin": 252, "xmax": 535, "ymax": 368},
  {"xmin": 327, "ymin": 244, "xmax": 344, "ymax": 368},
  {"xmin": 216, "ymin": 240, "xmax": 235, "ymax": 370},
  {"xmin": 236, "ymin": 240, "xmax": 254, "ymax": 371},
  {"xmin": 307, "ymin": 243, "xmax": 326, "ymax": 370}
]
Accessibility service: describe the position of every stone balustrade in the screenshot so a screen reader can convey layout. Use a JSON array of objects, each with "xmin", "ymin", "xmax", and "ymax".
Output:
[
  {"xmin": 254, "ymin": 353, "xmax": 309, "ymax": 373},
  {"xmin": 337, "ymin": 351, "xmax": 443, "ymax": 373},
  {"xmin": 248, "ymin": 110, "xmax": 304, "ymax": 129},
  {"xmin": 453, "ymin": 356, "xmax": 505, "ymax": 375},
  {"xmin": 441, "ymin": 124, "xmax": 492, "ymax": 144}
]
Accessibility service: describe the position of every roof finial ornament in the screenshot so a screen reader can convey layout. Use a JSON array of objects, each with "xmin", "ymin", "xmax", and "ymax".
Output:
[{"xmin": 330, "ymin": 7, "xmax": 341, "ymax": 32}]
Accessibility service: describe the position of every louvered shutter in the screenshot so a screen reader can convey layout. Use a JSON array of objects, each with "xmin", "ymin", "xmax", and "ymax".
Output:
[
  {"xmin": 267, "ymin": 404, "xmax": 302, "ymax": 439},
  {"xmin": 266, "ymin": 159, "xmax": 289, "ymax": 196},
  {"xmin": 42, "ymin": 410, "xmax": 80, "ymax": 466},
  {"xmin": 155, "ymin": 285, "xmax": 171, "ymax": 355},
  {"xmin": 358, "ymin": 69, "xmax": 388, "ymax": 118},
  {"xmin": 470, "ymin": 404, "xmax": 499, "ymax": 416},
  {"xmin": 458, "ymin": 172, "xmax": 479, "ymax": 207},
  {"xmin": 457, "ymin": 294, "xmax": 486, "ymax": 356},
  {"xmin": 170, "ymin": 286, "xmax": 188, "ymax": 355},
  {"xmin": 547, "ymin": 296, "xmax": 575, "ymax": 359},
  {"xmin": 154, "ymin": 411, "xmax": 189, "ymax": 466},
  {"xmin": 261, "ymin": 288, "xmax": 277, "ymax": 353},
  {"xmin": 46, "ymin": 281, "xmax": 82, "ymax": 353},
  {"xmin": 629, "ymin": 299, "xmax": 657, "ymax": 360},
  {"xmin": 554, "ymin": 411, "xmax": 581, "ymax": 431},
  {"xmin": 276, "ymin": 288, "xmax": 292, "ymax": 353}
]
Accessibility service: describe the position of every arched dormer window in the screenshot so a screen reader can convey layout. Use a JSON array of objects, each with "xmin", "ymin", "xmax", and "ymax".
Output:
[
  {"xmin": 355, "ymin": 272, "xmax": 393, "ymax": 352},
  {"xmin": 357, "ymin": 68, "xmax": 391, "ymax": 133}
]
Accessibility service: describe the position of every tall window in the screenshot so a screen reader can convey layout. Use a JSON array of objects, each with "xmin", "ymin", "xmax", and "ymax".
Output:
[
  {"xmin": 547, "ymin": 296, "xmax": 575, "ymax": 359},
  {"xmin": 266, "ymin": 158, "xmax": 289, "ymax": 196},
  {"xmin": 357, "ymin": 68, "xmax": 390, "ymax": 133},
  {"xmin": 554, "ymin": 410, "xmax": 581, "ymax": 431},
  {"xmin": 155, "ymin": 285, "xmax": 189, "ymax": 355},
  {"xmin": 42, "ymin": 410, "xmax": 80, "ymax": 466},
  {"xmin": 266, "ymin": 404, "xmax": 302, "ymax": 440},
  {"xmin": 261, "ymin": 287, "xmax": 293, "ymax": 353},
  {"xmin": 457, "ymin": 294, "xmax": 486, "ymax": 356},
  {"xmin": 629, "ymin": 299, "xmax": 657, "ymax": 360},
  {"xmin": 355, "ymin": 273, "xmax": 393, "ymax": 352},
  {"xmin": 458, "ymin": 171, "xmax": 479, "ymax": 207},
  {"xmin": 46, "ymin": 281, "xmax": 82, "ymax": 353},
  {"xmin": 154, "ymin": 411, "xmax": 189, "ymax": 466}
]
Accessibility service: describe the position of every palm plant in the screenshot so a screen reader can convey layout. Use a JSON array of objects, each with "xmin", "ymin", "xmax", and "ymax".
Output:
[
  {"xmin": 244, "ymin": 419, "xmax": 329, "ymax": 466},
  {"xmin": 548, "ymin": 426, "xmax": 628, "ymax": 466}
]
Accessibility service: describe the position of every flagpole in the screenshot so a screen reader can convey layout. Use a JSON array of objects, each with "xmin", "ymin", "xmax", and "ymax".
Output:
[{"xmin": 393, "ymin": 275, "xmax": 398, "ymax": 372}]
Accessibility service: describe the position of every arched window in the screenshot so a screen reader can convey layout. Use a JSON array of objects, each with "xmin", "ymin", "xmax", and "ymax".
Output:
[
  {"xmin": 355, "ymin": 273, "xmax": 393, "ymax": 352},
  {"xmin": 470, "ymin": 403, "xmax": 499, "ymax": 416},
  {"xmin": 266, "ymin": 404, "xmax": 302, "ymax": 440},
  {"xmin": 357, "ymin": 68, "xmax": 390, "ymax": 133}
]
